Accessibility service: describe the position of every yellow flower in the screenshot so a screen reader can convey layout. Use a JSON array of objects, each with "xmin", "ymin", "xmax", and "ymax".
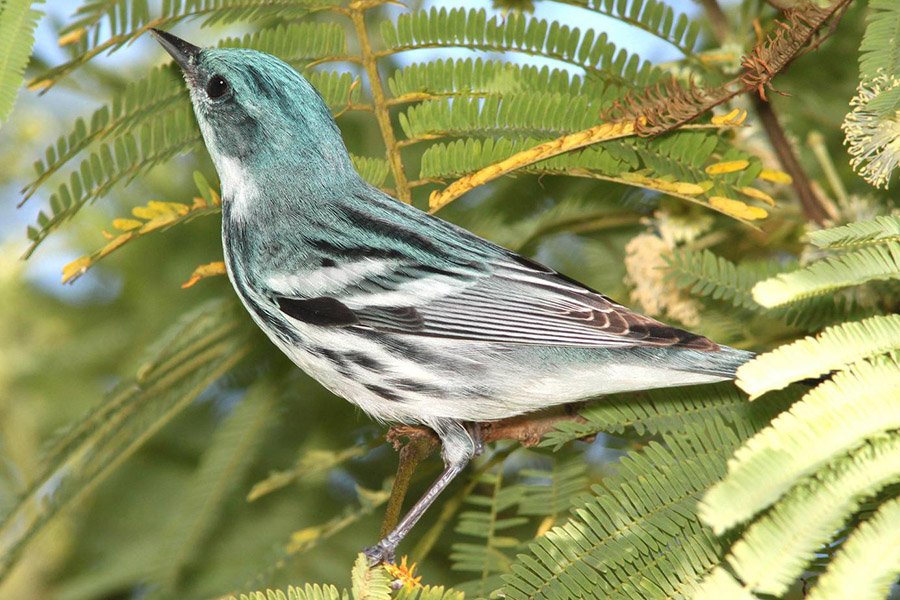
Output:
[{"xmin": 384, "ymin": 556, "xmax": 422, "ymax": 589}]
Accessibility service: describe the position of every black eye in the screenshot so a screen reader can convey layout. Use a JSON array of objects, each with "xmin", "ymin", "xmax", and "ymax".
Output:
[{"xmin": 206, "ymin": 75, "xmax": 229, "ymax": 99}]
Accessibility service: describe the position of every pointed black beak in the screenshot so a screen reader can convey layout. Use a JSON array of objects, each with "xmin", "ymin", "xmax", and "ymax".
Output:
[{"xmin": 150, "ymin": 28, "xmax": 200, "ymax": 75}]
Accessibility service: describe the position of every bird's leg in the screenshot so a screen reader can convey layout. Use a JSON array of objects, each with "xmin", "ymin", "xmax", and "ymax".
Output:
[
  {"xmin": 364, "ymin": 421, "xmax": 475, "ymax": 566},
  {"xmin": 364, "ymin": 459, "xmax": 467, "ymax": 566},
  {"xmin": 465, "ymin": 422, "xmax": 485, "ymax": 456}
]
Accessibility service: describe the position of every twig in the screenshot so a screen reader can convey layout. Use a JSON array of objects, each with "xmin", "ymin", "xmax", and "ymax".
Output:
[
  {"xmin": 754, "ymin": 96, "xmax": 835, "ymax": 224},
  {"xmin": 700, "ymin": 0, "xmax": 730, "ymax": 43},
  {"xmin": 379, "ymin": 432, "xmax": 437, "ymax": 537},
  {"xmin": 699, "ymin": 0, "xmax": 843, "ymax": 226},
  {"xmin": 348, "ymin": 1, "xmax": 411, "ymax": 203}
]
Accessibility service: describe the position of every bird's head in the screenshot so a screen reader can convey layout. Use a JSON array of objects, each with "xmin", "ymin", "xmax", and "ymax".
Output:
[{"xmin": 151, "ymin": 29, "xmax": 355, "ymax": 211}]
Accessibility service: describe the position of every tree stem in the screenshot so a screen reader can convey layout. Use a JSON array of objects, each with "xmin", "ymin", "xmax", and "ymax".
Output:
[
  {"xmin": 754, "ymin": 96, "xmax": 834, "ymax": 224},
  {"xmin": 349, "ymin": 4, "xmax": 411, "ymax": 203}
]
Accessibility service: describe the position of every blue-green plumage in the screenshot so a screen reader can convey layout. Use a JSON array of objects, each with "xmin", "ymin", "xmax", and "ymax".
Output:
[{"xmin": 152, "ymin": 29, "xmax": 753, "ymax": 564}]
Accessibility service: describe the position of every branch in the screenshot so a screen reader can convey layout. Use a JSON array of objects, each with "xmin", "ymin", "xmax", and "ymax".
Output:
[
  {"xmin": 699, "ymin": 0, "xmax": 837, "ymax": 225},
  {"xmin": 349, "ymin": 1, "xmax": 411, "ymax": 203},
  {"xmin": 427, "ymin": 1, "xmax": 853, "ymax": 220},
  {"xmin": 753, "ymin": 97, "xmax": 835, "ymax": 225}
]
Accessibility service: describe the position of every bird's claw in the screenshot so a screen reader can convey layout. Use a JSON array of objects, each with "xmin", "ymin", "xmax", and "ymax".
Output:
[{"xmin": 363, "ymin": 541, "xmax": 396, "ymax": 567}]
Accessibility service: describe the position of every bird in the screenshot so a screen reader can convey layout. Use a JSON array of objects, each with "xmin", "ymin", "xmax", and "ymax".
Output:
[{"xmin": 151, "ymin": 29, "xmax": 753, "ymax": 565}]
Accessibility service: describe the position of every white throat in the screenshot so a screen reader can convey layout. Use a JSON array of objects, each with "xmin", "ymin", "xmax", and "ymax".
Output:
[{"xmin": 215, "ymin": 153, "xmax": 259, "ymax": 222}]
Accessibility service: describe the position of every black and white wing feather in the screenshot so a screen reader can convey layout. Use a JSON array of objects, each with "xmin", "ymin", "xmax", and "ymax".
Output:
[{"xmin": 270, "ymin": 250, "xmax": 718, "ymax": 352}]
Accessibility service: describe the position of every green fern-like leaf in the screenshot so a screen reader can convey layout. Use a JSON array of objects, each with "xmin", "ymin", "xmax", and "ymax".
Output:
[
  {"xmin": 736, "ymin": 314, "xmax": 900, "ymax": 397},
  {"xmin": 752, "ymin": 241, "xmax": 900, "ymax": 307},
  {"xmin": 504, "ymin": 423, "xmax": 742, "ymax": 600},
  {"xmin": 380, "ymin": 8, "xmax": 660, "ymax": 86},
  {"xmin": 451, "ymin": 469, "xmax": 526, "ymax": 596},
  {"xmin": 666, "ymin": 248, "xmax": 783, "ymax": 311},
  {"xmin": 388, "ymin": 58, "xmax": 606, "ymax": 101},
  {"xmin": 232, "ymin": 585, "xmax": 346, "ymax": 600},
  {"xmin": 350, "ymin": 553, "xmax": 392, "ymax": 600},
  {"xmin": 717, "ymin": 435, "xmax": 900, "ymax": 596},
  {"xmin": 517, "ymin": 457, "xmax": 588, "ymax": 519},
  {"xmin": 0, "ymin": 0, "xmax": 43, "ymax": 123},
  {"xmin": 0, "ymin": 298, "xmax": 252, "ymax": 580},
  {"xmin": 703, "ymin": 355, "xmax": 900, "ymax": 533},
  {"xmin": 543, "ymin": 383, "xmax": 790, "ymax": 449},
  {"xmin": 557, "ymin": 0, "xmax": 701, "ymax": 57},
  {"xmin": 34, "ymin": 0, "xmax": 333, "ymax": 89},
  {"xmin": 399, "ymin": 93, "xmax": 603, "ymax": 142},
  {"xmin": 807, "ymin": 496, "xmax": 900, "ymax": 600},
  {"xmin": 394, "ymin": 585, "xmax": 464, "ymax": 600},
  {"xmin": 858, "ymin": 0, "xmax": 900, "ymax": 83},
  {"xmin": 351, "ymin": 155, "xmax": 391, "ymax": 188},
  {"xmin": 808, "ymin": 214, "xmax": 900, "ymax": 249},
  {"xmin": 25, "ymin": 105, "xmax": 201, "ymax": 256}
]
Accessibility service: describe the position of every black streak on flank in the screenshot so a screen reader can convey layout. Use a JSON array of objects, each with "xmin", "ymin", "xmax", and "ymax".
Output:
[
  {"xmin": 345, "ymin": 351, "xmax": 382, "ymax": 372},
  {"xmin": 364, "ymin": 383, "xmax": 405, "ymax": 403},
  {"xmin": 276, "ymin": 296, "xmax": 359, "ymax": 327}
]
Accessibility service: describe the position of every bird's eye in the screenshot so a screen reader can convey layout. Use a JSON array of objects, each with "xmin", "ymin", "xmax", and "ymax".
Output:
[{"xmin": 206, "ymin": 75, "xmax": 229, "ymax": 99}]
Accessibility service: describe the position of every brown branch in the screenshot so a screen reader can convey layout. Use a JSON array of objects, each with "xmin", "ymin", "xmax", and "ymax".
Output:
[
  {"xmin": 700, "ymin": 0, "xmax": 730, "ymax": 43},
  {"xmin": 379, "ymin": 433, "xmax": 437, "ymax": 537},
  {"xmin": 753, "ymin": 96, "xmax": 835, "ymax": 224},
  {"xmin": 348, "ymin": 1, "xmax": 411, "ymax": 203}
]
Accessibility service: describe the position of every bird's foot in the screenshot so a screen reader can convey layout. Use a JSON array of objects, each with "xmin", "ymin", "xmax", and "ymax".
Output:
[{"xmin": 363, "ymin": 540, "xmax": 396, "ymax": 567}]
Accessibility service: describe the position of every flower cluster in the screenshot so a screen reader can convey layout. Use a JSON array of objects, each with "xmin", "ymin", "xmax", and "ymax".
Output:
[{"xmin": 842, "ymin": 73, "xmax": 900, "ymax": 189}]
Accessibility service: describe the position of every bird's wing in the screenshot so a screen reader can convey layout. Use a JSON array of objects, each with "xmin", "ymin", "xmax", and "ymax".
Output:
[
  {"xmin": 354, "ymin": 253, "xmax": 717, "ymax": 350},
  {"xmin": 263, "ymin": 189, "xmax": 717, "ymax": 351},
  {"xmin": 268, "ymin": 247, "xmax": 717, "ymax": 352}
]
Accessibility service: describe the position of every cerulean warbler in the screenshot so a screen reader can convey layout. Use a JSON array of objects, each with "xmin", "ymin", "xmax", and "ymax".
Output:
[{"xmin": 152, "ymin": 29, "xmax": 753, "ymax": 565}]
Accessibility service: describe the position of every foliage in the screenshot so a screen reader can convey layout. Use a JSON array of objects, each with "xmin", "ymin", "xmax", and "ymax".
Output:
[
  {"xmin": 0, "ymin": 0, "xmax": 42, "ymax": 123},
  {"xmin": 695, "ymin": 214, "xmax": 900, "ymax": 599},
  {"xmin": 0, "ymin": 1, "xmax": 897, "ymax": 599},
  {"xmin": 229, "ymin": 554, "xmax": 462, "ymax": 600}
]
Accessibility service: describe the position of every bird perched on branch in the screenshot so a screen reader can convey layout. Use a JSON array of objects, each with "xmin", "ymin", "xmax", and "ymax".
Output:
[{"xmin": 152, "ymin": 29, "xmax": 753, "ymax": 566}]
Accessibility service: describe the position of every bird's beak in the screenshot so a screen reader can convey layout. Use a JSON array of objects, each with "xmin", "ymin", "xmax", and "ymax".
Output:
[{"xmin": 150, "ymin": 28, "xmax": 200, "ymax": 76}]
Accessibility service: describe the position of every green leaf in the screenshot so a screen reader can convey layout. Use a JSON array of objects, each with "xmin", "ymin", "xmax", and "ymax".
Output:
[
  {"xmin": 0, "ymin": 0, "xmax": 43, "ymax": 123},
  {"xmin": 807, "ymin": 496, "xmax": 900, "ymax": 600},
  {"xmin": 350, "ymin": 554, "xmax": 392, "ymax": 600},
  {"xmin": 720, "ymin": 435, "xmax": 900, "ymax": 596},
  {"xmin": 752, "ymin": 241, "xmax": 900, "ymax": 307},
  {"xmin": 381, "ymin": 7, "xmax": 660, "ymax": 86},
  {"xmin": 808, "ymin": 215, "xmax": 900, "ymax": 249},
  {"xmin": 858, "ymin": 0, "xmax": 900, "ymax": 81},
  {"xmin": 666, "ymin": 248, "xmax": 782, "ymax": 311},
  {"xmin": 451, "ymin": 469, "xmax": 526, "ymax": 595},
  {"xmin": 543, "ymin": 383, "xmax": 790, "ymax": 449},
  {"xmin": 736, "ymin": 314, "xmax": 900, "ymax": 397},
  {"xmin": 504, "ymin": 423, "xmax": 742, "ymax": 600},
  {"xmin": 703, "ymin": 355, "xmax": 900, "ymax": 533}
]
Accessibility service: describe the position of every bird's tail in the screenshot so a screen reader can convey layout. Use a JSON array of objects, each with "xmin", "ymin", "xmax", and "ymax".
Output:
[{"xmin": 678, "ymin": 345, "xmax": 755, "ymax": 380}]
